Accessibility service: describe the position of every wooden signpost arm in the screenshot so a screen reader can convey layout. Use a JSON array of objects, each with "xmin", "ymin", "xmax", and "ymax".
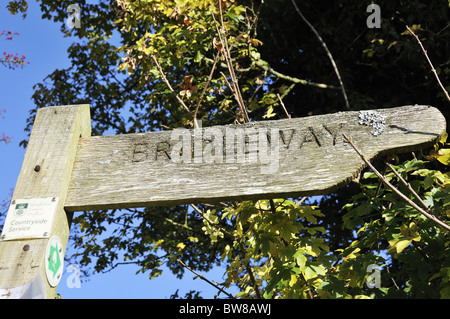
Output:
[
  {"xmin": 65, "ymin": 105, "xmax": 445, "ymax": 211},
  {"xmin": 0, "ymin": 105, "xmax": 91, "ymax": 299}
]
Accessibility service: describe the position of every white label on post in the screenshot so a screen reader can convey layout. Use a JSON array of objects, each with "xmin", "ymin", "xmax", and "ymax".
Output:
[{"xmin": 0, "ymin": 197, "xmax": 58, "ymax": 240}]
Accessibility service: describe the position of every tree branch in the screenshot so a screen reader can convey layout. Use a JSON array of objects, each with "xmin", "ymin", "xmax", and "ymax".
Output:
[
  {"xmin": 343, "ymin": 133, "xmax": 450, "ymax": 231},
  {"xmin": 405, "ymin": 25, "xmax": 450, "ymax": 103},
  {"xmin": 193, "ymin": 51, "xmax": 221, "ymax": 120},
  {"xmin": 150, "ymin": 54, "xmax": 195, "ymax": 121},
  {"xmin": 291, "ymin": 0, "xmax": 350, "ymax": 109},
  {"xmin": 276, "ymin": 93, "xmax": 291, "ymax": 118},
  {"xmin": 213, "ymin": 2, "xmax": 250, "ymax": 122},
  {"xmin": 384, "ymin": 162, "xmax": 437, "ymax": 218},
  {"xmin": 163, "ymin": 217, "xmax": 193, "ymax": 231},
  {"xmin": 177, "ymin": 258, "xmax": 235, "ymax": 299},
  {"xmin": 254, "ymin": 58, "xmax": 341, "ymax": 90}
]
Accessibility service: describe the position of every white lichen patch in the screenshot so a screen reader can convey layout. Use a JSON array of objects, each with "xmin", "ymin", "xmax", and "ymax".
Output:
[{"xmin": 358, "ymin": 110, "xmax": 386, "ymax": 136}]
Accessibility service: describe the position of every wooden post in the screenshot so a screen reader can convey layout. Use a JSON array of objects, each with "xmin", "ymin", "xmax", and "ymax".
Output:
[{"xmin": 0, "ymin": 105, "xmax": 91, "ymax": 299}]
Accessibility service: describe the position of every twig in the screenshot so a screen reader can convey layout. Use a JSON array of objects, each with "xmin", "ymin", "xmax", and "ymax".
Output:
[
  {"xmin": 276, "ymin": 93, "xmax": 291, "ymax": 119},
  {"xmin": 343, "ymin": 133, "xmax": 450, "ymax": 231},
  {"xmin": 291, "ymin": 0, "xmax": 350, "ymax": 109},
  {"xmin": 164, "ymin": 217, "xmax": 193, "ymax": 231},
  {"xmin": 385, "ymin": 162, "xmax": 436, "ymax": 217},
  {"xmin": 297, "ymin": 196, "xmax": 308, "ymax": 206},
  {"xmin": 374, "ymin": 164, "xmax": 388, "ymax": 197},
  {"xmin": 150, "ymin": 54, "xmax": 195, "ymax": 120},
  {"xmin": 213, "ymin": 2, "xmax": 250, "ymax": 122},
  {"xmin": 207, "ymin": 56, "xmax": 340, "ymax": 91},
  {"xmin": 220, "ymin": 70, "xmax": 247, "ymax": 123},
  {"xmin": 254, "ymin": 59, "xmax": 340, "ymax": 90},
  {"xmin": 386, "ymin": 267, "xmax": 401, "ymax": 290},
  {"xmin": 405, "ymin": 25, "xmax": 450, "ymax": 103},
  {"xmin": 269, "ymin": 199, "xmax": 277, "ymax": 215},
  {"xmin": 220, "ymin": 71, "xmax": 237, "ymax": 96},
  {"xmin": 193, "ymin": 51, "xmax": 221, "ymax": 120},
  {"xmin": 177, "ymin": 258, "xmax": 235, "ymax": 299}
]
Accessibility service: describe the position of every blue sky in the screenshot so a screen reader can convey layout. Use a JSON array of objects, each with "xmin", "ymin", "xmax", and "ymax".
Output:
[{"xmin": 0, "ymin": 1, "xmax": 235, "ymax": 299}]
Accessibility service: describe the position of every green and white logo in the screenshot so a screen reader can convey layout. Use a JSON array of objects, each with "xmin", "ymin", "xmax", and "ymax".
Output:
[
  {"xmin": 45, "ymin": 235, "xmax": 64, "ymax": 287},
  {"xmin": 13, "ymin": 203, "xmax": 28, "ymax": 217}
]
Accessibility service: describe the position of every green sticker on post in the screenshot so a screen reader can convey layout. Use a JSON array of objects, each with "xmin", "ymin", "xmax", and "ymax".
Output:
[{"xmin": 45, "ymin": 235, "xmax": 64, "ymax": 287}]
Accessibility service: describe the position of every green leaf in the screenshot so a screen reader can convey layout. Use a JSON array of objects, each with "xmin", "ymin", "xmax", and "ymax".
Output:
[
  {"xmin": 388, "ymin": 238, "xmax": 412, "ymax": 253},
  {"xmin": 363, "ymin": 171, "xmax": 378, "ymax": 179},
  {"xmin": 296, "ymin": 253, "xmax": 307, "ymax": 268},
  {"xmin": 194, "ymin": 50, "xmax": 202, "ymax": 63},
  {"xmin": 303, "ymin": 266, "xmax": 318, "ymax": 280}
]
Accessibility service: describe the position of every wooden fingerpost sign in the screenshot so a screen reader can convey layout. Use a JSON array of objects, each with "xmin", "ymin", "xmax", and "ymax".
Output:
[
  {"xmin": 0, "ymin": 104, "xmax": 446, "ymax": 298},
  {"xmin": 0, "ymin": 105, "xmax": 91, "ymax": 299}
]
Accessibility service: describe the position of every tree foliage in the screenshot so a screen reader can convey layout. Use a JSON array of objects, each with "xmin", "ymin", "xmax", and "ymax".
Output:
[
  {"xmin": 8, "ymin": 0, "xmax": 450, "ymax": 298},
  {"xmin": 0, "ymin": 108, "xmax": 11, "ymax": 144},
  {"xmin": 0, "ymin": 30, "xmax": 28, "ymax": 70}
]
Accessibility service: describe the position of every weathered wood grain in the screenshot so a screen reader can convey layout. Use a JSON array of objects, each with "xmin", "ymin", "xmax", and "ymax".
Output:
[
  {"xmin": 65, "ymin": 105, "xmax": 446, "ymax": 212},
  {"xmin": 0, "ymin": 105, "xmax": 91, "ymax": 299}
]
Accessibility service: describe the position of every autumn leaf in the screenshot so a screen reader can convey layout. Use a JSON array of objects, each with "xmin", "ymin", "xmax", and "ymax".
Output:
[
  {"xmin": 220, "ymin": 0, "xmax": 235, "ymax": 9},
  {"xmin": 424, "ymin": 146, "xmax": 450, "ymax": 166},
  {"xmin": 178, "ymin": 75, "xmax": 198, "ymax": 99},
  {"xmin": 436, "ymin": 149, "xmax": 450, "ymax": 165},
  {"xmin": 213, "ymin": 37, "xmax": 225, "ymax": 60},
  {"xmin": 248, "ymin": 38, "xmax": 263, "ymax": 47},
  {"xmin": 423, "ymin": 132, "xmax": 450, "ymax": 165},
  {"xmin": 183, "ymin": 16, "xmax": 192, "ymax": 25},
  {"xmin": 262, "ymin": 105, "xmax": 276, "ymax": 119},
  {"xmin": 176, "ymin": 242, "xmax": 186, "ymax": 251}
]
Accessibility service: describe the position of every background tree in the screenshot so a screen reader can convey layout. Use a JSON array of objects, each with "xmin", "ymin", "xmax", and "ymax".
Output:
[{"xmin": 9, "ymin": 0, "xmax": 450, "ymax": 298}]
